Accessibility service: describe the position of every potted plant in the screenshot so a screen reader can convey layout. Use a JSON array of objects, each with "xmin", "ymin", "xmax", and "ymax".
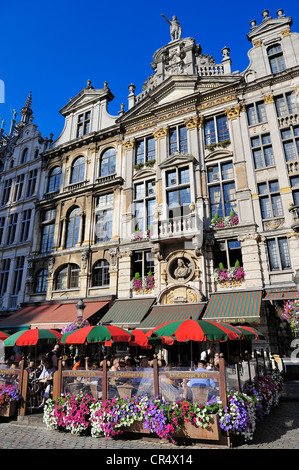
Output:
[
  {"xmin": 0, "ymin": 385, "xmax": 21, "ymax": 417},
  {"xmin": 210, "ymin": 210, "xmax": 239, "ymax": 229},
  {"xmin": 214, "ymin": 260, "xmax": 245, "ymax": 286}
]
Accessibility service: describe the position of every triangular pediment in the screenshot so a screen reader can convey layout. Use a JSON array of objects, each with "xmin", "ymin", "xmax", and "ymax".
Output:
[
  {"xmin": 159, "ymin": 153, "xmax": 195, "ymax": 169},
  {"xmin": 247, "ymin": 15, "xmax": 292, "ymax": 41},
  {"xmin": 59, "ymin": 86, "xmax": 114, "ymax": 116}
]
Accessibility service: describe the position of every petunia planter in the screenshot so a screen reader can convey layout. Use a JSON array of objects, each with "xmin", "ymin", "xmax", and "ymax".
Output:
[
  {"xmin": 0, "ymin": 401, "xmax": 18, "ymax": 417},
  {"xmin": 125, "ymin": 414, "xmax": 221, "ymax": 441}
]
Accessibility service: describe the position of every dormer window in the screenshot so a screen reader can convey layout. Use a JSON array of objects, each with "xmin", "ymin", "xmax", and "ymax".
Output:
[
  {"xmin": 76, "ymin": 111, "xmax": 91, "ymax": 138},
  {"xmin": 267, "ymin": 44, "xmax": 285, "ymax": 74}
]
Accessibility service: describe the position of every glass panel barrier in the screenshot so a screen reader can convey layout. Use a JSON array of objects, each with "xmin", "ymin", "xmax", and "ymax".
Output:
[
  {"xmin": 61, "ymin": 369, "xmax": 103, "ymax": 400},
  {"xmin": 225, "ymin": 365, "xmax": 239, "ymax": 392},
  {"xmin": 159, "ymin": 367, "xmax": 220, "ymax": 404},
  {"xmin": 107, "ymin": 368, "xmax": 154, "ymax": 399},
  {"xmin": 0, "ymin": 365, "xmax": 21, "ymax": 388}
]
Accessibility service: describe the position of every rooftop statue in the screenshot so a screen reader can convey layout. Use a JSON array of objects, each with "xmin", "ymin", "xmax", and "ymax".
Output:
[{"xmin": 161, "ymin": 14, "xmax": 182, "ymax": 41}]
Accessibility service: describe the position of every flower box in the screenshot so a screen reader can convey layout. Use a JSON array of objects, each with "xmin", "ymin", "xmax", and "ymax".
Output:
[
  {"xmin": 0, "ymin": 401, "xmax": 18, "ymax": 417},
  {"xmin": 126, "ymin": 414, "xmax": 221, "ymax": 441}
]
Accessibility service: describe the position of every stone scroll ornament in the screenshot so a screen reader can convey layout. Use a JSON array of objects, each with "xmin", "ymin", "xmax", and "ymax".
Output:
[{"xmin": 161, "ymin": 14, "xmax": 182, "ymax": 41}]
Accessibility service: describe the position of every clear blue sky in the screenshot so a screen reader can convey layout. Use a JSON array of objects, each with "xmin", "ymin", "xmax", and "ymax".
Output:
[{"xmin": 1, "ymin": 0, "xmax": 299, "ymax": 140}]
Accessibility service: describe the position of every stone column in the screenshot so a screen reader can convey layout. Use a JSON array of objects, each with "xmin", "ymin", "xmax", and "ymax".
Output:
[
  {"xmin": 238, "ymin": 233, "xmax": 263, "ymax": 289},
  {"xmin": 117, "ymin": 250, "xmax": 132, "ymax": 298}
]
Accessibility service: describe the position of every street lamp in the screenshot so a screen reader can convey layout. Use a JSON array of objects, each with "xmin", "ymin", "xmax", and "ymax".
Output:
[{"xmin": 76, "ymin": 299, "xmax": 86, "ymax": 320}]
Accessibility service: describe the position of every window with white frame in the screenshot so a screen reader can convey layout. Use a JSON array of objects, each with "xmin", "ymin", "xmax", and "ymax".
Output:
[
  {"xmin": 134, "ymin": 180, "xmax": 155, "ymax": 233},
  {"xmin": 19, "ymin": 209, "xmax": 32, "ymax": 242},
  {"xmin": 251, "ymin": 134, "xmax": 275, "ymax": 169},
  {"xmin": 166, "ymin": 166, "xmax": 191, "ymax": 219},
  {"xmin": 100, "ymin": 148, "xmax": 116, "ymax": 177},
  {"xmin": 0, "ymin": 259, "xmax": 10, "ymax": 297},
  {"xmin": 275, "ymin": 91, "xmax": 298, "ymax": 117},
  {"xmin": 207, "ymin": 161, "xmax": 237, "ymax": 219},
  {"xmin": 76, "ymin": 111, "xmax": 91, "ymax": 138},
  {"xmin": 132, "ymin": 250, "xmax": 154, "ymax": 277},
  {"xmin": 281, "ymin": 126, "xmax": 299, "ymax": 162},
  {"xmin": 92, "ymin": 260, "xmax": 110, "ymax": 287},
  {"xmin": 169, "ymin": 125, "xmax": 188, "ymax": 155},
  {"xmin": 204, "ymin": 115, "xmax": 229, "ymax": 146},
  {"xmin": 26, "ymin": 169, "xmax": 37, "ymax": 197},
  {"xmin": 258, "ymin": 180, "xmax": 283, "ymax": 219},
  {"xmin": 66, "ymin": 207, "xmax": 81, "ymax": 248},
  {"xmin": 267, "ymin": 237, "xmax": 291, "ymax": 271},
  {"xmin": 12, "ymin": 174, "xmax": 25, "ymax": 202},
  {"xmin": 95, "ymin": 193, "xmax": 113, "ymax": 242},
  {"xmin": 40, "ymin": 209, "xmax": 56, "ymax": 253},
  {"xmin": 47, "ymin": 167, "xmax": 61, "ymax": 193},
  {"xmin": 70, "ymin": 157, "xmax": 85, "ymax": 184},
  {"xmin": 135, "ymin": 136, "xmax": 155, "ymax": 165},
  {"xmin": 6, "ymin": 213, "xmax": 18, "ymax": 245},
  {"xmin": 55, "ymin": 264, "xmax": 80, "ymax": 290},
  {"xmin": 213, "ymin": 239, "xmax": 243, "ymax": 269},
  {"xmin": 267, "ymin": 44, "xmax": 286, "ymax": 74},
  {"xmin": 246, "ymin": 101, "xmax": 267, "ymax": 126}
]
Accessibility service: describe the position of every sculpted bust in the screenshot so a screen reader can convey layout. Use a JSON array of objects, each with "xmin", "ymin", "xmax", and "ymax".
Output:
[{"xmin": 173, "ymin": 258, "xmax": 191, "ymax": 280}]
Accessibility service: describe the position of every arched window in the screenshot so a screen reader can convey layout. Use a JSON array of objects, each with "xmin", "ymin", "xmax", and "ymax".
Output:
[
  {"xmin": 71, "ymin": 156, "xmax": 85, "ymax": 184},
  {"xmin": 47, "ymin": 166, "xmax": 61, "ymax": 193},
  {"xmin": 66, "ymin": 207, "xmax": 81, "ymax": 248},
  {"xmin": 21, "ymin": 148, "xmax": 29, "ymax": 164},
  {"xmin": 35, "ymin": 269, "xmax": 48, "ymax": 293},
  {"xmin": 267, "ymin": 44, "xmax": 285, "ymax": 74},
  {"xmin": 92, "ymin": 260, "xmax": 110, "ymax": 287},
  {"xmin": 55, "ymin": 264, "xmax": 80, "ymax": 290},
  {"xmin": 100, "ymin": 148, "xmax": 116, "ymax": 177},
  {"xmin": 34, "ymin": 149, "xmax": 39, "ymax": 159}
]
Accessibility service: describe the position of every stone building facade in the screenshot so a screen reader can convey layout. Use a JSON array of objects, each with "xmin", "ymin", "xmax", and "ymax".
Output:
[{"xmin": 1, "ymin": 9, "xmax": 299, "ymax": 355}]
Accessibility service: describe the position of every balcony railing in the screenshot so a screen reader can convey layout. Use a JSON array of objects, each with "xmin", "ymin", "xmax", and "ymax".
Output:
[
  {"xmin": 151, "ymin": 213, "xmax": 201, "ymax": 240},
  {"xmin": 278, "ymin": 112, "xmax": 299, "ymax": 128}
]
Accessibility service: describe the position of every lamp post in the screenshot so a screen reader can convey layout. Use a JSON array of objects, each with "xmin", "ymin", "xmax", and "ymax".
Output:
[{"xmin": 76, "ymin": 299, "xmax": 86, "ymax": 321}]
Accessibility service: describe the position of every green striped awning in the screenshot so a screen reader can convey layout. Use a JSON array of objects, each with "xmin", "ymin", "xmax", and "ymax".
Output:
[
  {"xmin": 202, "ymin": 291, "xmax": 263, "ymax": 323},
  {"xmin": 100, "ymin": 298, "xmax": 155, "ymax": 327},
  {"xmin": 138, "ymin": 303, "xmax": 206, "ymax": 329},
  {"xmin": 264, "ymin": 291, "xmax": 297, "ymax": 301}
]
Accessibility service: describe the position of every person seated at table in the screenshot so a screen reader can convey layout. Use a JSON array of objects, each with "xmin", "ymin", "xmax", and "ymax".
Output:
[
  {"xmin": 72, "ymin": 356, "xmax": 88, "ymax": 371},
  {"xmin": 110, "ymin": 358, "xmax": 120, "ymax": 371},
  {"xmin": 186, "ymin": 360, "xmax": 216, "ymax": 388},
  {"xmin": 134, "ymin": 357, "xmax": 152, "ymax": 393},
  {"xmin": 37, "ymin": 359, "xmax": 56, "ymax": 408},
  {"xmin": 160, "ymin": 365, "xmax": 183, "ymax": 401}
]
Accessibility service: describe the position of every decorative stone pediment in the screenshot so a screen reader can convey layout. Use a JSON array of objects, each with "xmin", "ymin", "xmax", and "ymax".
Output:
[
  {"xmin": 205, "ymin": 149, "xmax": 233, "ymax": 162},
  {"xmin": 247, "ymin": 12, "xmax": 292, "ymax": 43},
  {"xmin": 59, "ymin": 84, "xmax": 114, "ymax": 117},
  {"xmin": 132, "ymin": 168, "xmax": 156, "ymax": 181},
  {"xmin": 159, "ymin": 153, "xmax": 195, "ymax": 169},
  {"xmin": 158, "ymin": 284, "xmax": 203, "ymax": 304}
]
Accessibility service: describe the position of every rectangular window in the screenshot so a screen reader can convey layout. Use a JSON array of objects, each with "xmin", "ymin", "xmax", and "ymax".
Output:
[
  {"xmin": 214, "ymin": 239, "xmax": 242, "ymax": 269},
  {"xmin": 135, "ymin": 136, "xmax": 155, "ymax": 165},
  {"xmin": 166, "ymin": 167, "xmax": 191, "ymax": 219},
  {"xmin": 76, "ymin": 110, "xmax": 91, "ymax": 138},
  {"xmin": 12, "ymin": 256, "xmax": 24, "ymax": 295},
  {"xmin": 95, "ymin": 193, "xmax": 113, "ymax": 242},
  {"xmin": 281, "ymin": 126, "xmax": 299, "ymax": 163},
  {"xmin": 207, "ymin": 161, "xmax": 237, "ymax": 218},
  {"xmin": 275, "ymin": 91, "xmax": 298, "ymax": 117},
  {"xmin": 0, "ymin": 217, "xmax": 5, "ymax": 245},
  {"xmin": 251, "ymin": 134, "xmax": 275, "ymax": 169},
  {"xmin": 258, "ymin": 180, "xmax": 283, "ymax": 219},
  {"xmin": 12, "ymin": 174, "xmax": 25, "ymax": 202},
  {"xmin": 6, "ymin": 213, "xmax": 18, "ymax": 245},
  {"xmin": 169, "ymin": 125, "xmax": 188, "ymax": 155},
  {"xmin": 19, "ymin": 209, "xmax": 32, "ymax": 242},
  {"xmin": 204, "ymin": 115, "xmax": 229, "ymax": 146},
  {"xmin": 134, "ymin": 180, "xmax": 156, "ymax": 232},
  {"xmin": 132, "ymin": 250, "xmax": 154, "ymax": 277},
  {"xmin": 40, "ymin": 209, "xmax": 56, "ymax": 253},
  {"xmin": 26, "ymin": 169, "xmax": 37, "ymax": 197},
  {"xmin": 0, "ymin": 259, "xmax": 11, "ymax": 297},
  {"xmin": 1, "ymin": 179, "xmax": 12, "ymax": 205},
  {"xmin": 246, "ymin": 101, "xmax": 267, "ymax": 126},
  {"xmin": 267, "ymin": 237, "xmax": 291, "ymax": 271}
]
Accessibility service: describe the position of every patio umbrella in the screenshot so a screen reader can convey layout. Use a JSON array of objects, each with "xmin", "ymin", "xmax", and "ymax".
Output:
[
  {"xmin": 234, "ymin": 325, "xmax": 265, "ymax": 340},
  {"xmin": 153, "ymin": 319, "xmax": 243, "ymax": 342},
  {"xmin": 128, "ymin": 329, "xmax": 175, "ymax": 347},
  {"xmin": 3, "ymin": 329, "xmax": 62, "ymax": 347},
  {"xmin": 60, "ymin": 325, "xmax": 133, "ymax": 345},
  {"xmin": 0, "ymin": 331, "xmax": 9, "ymax": 341}
]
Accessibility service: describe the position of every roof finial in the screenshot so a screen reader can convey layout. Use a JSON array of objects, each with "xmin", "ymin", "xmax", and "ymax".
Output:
[{"xmin": 20, "ymin": 91, "xmax": 33, "ymax": 124}]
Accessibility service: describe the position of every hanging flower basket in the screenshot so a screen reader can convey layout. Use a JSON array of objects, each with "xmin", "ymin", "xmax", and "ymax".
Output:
[
  {"xmin": 214, "ymin": 262, "xmax": 245, "ymax": 286},
  {"xmin": 61, "ymin": 319, "xmax": 90, "ymax": 334},
  {"xmin": 281, "ymin": 297, "xmax": 299, "ymax": 338}
]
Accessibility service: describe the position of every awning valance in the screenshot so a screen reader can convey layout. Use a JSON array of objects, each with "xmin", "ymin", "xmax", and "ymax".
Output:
[
  {"xmin": 202, "ymin": 291, "xmax": 263, "ymax": 323},
  {"xmin": 138, "ymin": 303, "xmax": 206, "ymax": 329},
  {"xmin": 263, "ymin": 291, "xmax": 297, "ymax": 301},
  {"xmin": 100, "ymin": 298, "xmax": 155, "ymax": 327},
  {"xmin": 0, "ymin": 301, "xmax": 109, "ymax": 330}
]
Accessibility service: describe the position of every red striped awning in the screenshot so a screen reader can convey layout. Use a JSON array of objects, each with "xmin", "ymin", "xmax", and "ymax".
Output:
[
  {"xmin": 100, "ymin": 298, "xmax": 155, "ymax": 327},
  {"xmin": 202, "ymin": 291, "xmax": 262, "ymax": 323},
  {"xmin": 138, "ymin": 303, "xmax": 206, "ymax": 329},
  {"xmin": 263, "ymin": 291, "xmax": 298, "ymax": 301}
]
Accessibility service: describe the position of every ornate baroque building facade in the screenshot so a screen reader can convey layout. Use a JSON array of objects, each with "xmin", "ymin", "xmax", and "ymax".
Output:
[{"xmin": 1, "ymin": 9, "xmax": 299, "ymax": 354}]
